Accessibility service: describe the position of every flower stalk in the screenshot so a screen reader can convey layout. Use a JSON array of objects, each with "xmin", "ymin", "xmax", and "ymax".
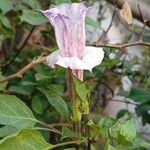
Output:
[{"xmin": 66, "ymin": 69, "xmax": 81, "ymax": 131}]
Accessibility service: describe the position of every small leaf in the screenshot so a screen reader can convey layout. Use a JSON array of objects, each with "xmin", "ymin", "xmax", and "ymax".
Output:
[
  {"xmin": 116, "ymin": 109, "xmax": 129, "ymax": 119},
  {"xmin": 35, "ymin": 73, "xmax": 52, "ymax": 81},
  {"xmin": 38, "ymin": 88, "xmax": 69, "ymax": 118},
  {"xmin": 106, "ymin": 144, "xmax": 117, "ymax": 150},
  {"xmin": 86, "ymin": 17, "xmax": 100, "ymax": 28},
  {"xmin": 23, "ymin": 0, "xmax": 41, "ymax": 9},
  {"xmin": 128, "ymin": 87, "xmax": 150, "ymax": 103},
  {"xmin": 119, "ymin": 119, "xmax": 136, "ymax": 141},
  {"xmin": 0, "ymin": 94, "xmax": 37, "ymax": 129},
  {"xmin": 20, "ymin": 10, "xmax": 47, "ymax": 25},
  {"xmin": 0, "ymin": 129, "xmax": 52, "ymax": 150},
  {"xmin": 52, "ymin": 0, "xmax": 71, "ymax": 5},
  {"xmin": 0, "ymin": 14, "xmax": 12, "ymax": 29},
  {"xmin": 9, "ymin": 86, "xmax": 31, "ymax": 96},
  {"xmin": 61, "ymin": 128, "xmax": 83, "ymax": 140},
  {"xmin": 31, "ymin": 96, "xmax": 47, "ymax": 114},
  {"xmin": 22, "ymin": 81, "xmax": 37, "ymax": 86},
  {"xmin": 0, "ymin": 0, "xmax": 12, "ymax": 14}
]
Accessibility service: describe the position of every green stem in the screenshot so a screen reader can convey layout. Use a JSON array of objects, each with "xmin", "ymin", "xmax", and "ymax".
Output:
[
  {"xmin": 49, "ymin": 139, "xmax": 87, "ymax": 149},
  {"xmin": 33, "ymin": 127, "xmax": 57, "ymax": 133},
  {"xmin": 37, "ymin": 120, "xmax": 61, "ymax": 134}
]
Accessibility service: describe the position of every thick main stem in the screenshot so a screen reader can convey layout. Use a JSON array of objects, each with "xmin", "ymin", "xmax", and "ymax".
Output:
[{"xmin": 66, "ymin": 69, "xmax": 81, "ymax": 129}]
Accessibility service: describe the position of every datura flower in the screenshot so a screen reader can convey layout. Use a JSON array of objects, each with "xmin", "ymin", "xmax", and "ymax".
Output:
[{"xmin": 41, "ymin": 3, "xmax": 104, "ymax": 81}]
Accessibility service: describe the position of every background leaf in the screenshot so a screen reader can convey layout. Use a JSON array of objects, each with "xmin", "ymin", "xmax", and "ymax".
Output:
[
  {"xmin": 128, "ymin": 87, "xmax": 150, "ymax": 103},
  {"xmin": 38, "ymin": 88, "xmax": 69, "ymax": 118},
  {"xmin": 20, "ymin": 10, "xmax": 47, "ymax": 25}
]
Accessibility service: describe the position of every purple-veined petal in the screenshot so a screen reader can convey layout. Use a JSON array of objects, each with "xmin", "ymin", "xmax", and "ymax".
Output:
[{"xmin": 41, "ymin": 3, "xmax": 88, "ymax": 58}]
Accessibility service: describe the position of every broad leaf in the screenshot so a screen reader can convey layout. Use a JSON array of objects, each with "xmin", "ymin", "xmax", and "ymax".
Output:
[
  {"xmin": 20, "ymin": 10, "xmax": 47, "ymax": 25},
  {"xmin": 38, "ymin": 88, "xmax": 69, "ymax": 118},
  {"xmin": 0, "ymin": 94, "xmax": 37, "ymax": 129},
  {"xmin": 0, "ymin": 129, "xmax": 51, "ymax": 150},
  {"xmin": 128, "ymin": 87, "xmax": 150, "ymax": 103}
]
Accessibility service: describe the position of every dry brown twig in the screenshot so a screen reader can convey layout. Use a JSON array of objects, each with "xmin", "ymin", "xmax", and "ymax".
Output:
[{"xmin": 0, "ymin": 55, "xmax": 46, "ymax": 84}]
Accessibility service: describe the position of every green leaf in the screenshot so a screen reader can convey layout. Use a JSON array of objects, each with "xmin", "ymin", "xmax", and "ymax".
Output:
[
  {"xmin": 0, "ymin": 14, "xmax": 12, "ymax": 29},
  {"xmin": 116, "ymin": 109, "xmax": 129, "ymax": 119},
  {"xmin": 38, "ymin": 88, "xmax": 69, "ymax": 118},
  {"xmin": 35, "ymin": 73, "xmax": 52, "ymax": 81},
  {"xmin": 0, "ymin": 126, "xmax": 18, "ymax": 138},
  {"xmin": 72, "ymin": 75, "xmax": 90, "ymax": 114},
  {"xmin": 119, "ymin": 119, "xmax": 136, "ymax": 141},
  {"xmin": 47, "ymin": 84, "xmax": 64, "ymax": 95},
  {"xmin": 31, "ymin": 96, "xmax": 47, "ymax": 114},
  {"xmin": 131, "ymin": 137, "xmax": 150, "ymax": 149},
  {"xmin": 61, "ymin": 128, "xmax": 83, "ymax": 140},
  {"xmin": 0, "ymin": 74, "xmax": 7, "ymax": 91},
  {"xmin": 0, "ymin": 94, "xmax": 37, "ymax": 129},
  {"xmin": 52, "ymin": 0, "xmax": 71, "ymax": 5},
  {"xmin": 20, "ymin": 10, "xmax": 47, "ymax": 25},
  {"xmin": 0, "ymin": 129, "xmax": 51, "ymax": 150},
  {"xmin": 23, "ymin": 0, "xmax": 41, "ymax": 9},
  {"xmin": 128, "ymin": 87, "xmax": 150, "ymax": 103},
  {"xmin": 106, "ymin": 144, "xmax": 118, "ymax": 150},
  {"xmin": 22, "ymin": 81, "xmax": 37, "ymax": 86},
  {"xmin": 9, "ymin": 86, "xmax": 31, "ymax": 96},
  {"xmin": 101, "ymin": 59, "xmax": 120, "ymax": 67},
  {"xmin": 0, "ymin": 0, "xmax": 12, "ymax": 14},
  {"xmin": 86, "ymin": 17, "xmax": 100, "ymax": 28}
]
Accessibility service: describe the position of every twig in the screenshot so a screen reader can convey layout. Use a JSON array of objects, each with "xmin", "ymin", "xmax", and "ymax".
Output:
[
  {"xmin": 37, "ymin": 121, "xmax": 62, "ymax": 135},
  {"xmin": 0, "ymin": 55, "xmax": 46, "ymax": 83},
  {"xmin": 97, "ymin": 6, "xmax": 117, "ymax": 43},
  {"xmin": 108, "ymin": 99, "xmax": 138, "ymax": 106},
  {"xmin": 93, "ymin": 40, "xmax": 150, "ymax": 50}
]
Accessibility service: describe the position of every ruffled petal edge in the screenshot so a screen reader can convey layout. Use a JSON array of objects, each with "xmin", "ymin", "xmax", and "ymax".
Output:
[{"xmin": 46, "ymin": 46, "xmax": 104, "ymax": 71}]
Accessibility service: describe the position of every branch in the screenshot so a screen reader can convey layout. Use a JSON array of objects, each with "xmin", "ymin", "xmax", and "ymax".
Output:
[
  {"xmin": 97, "ymin": 6, "xmax": 117, "ymax": 43},
  {"xmin": 94, "ymin": 40, "xmax": 150, "ymax": 50},
  {"xmin": 0, "ymin": 56, "xmax": 46, "ymax": 84},
  {"xmin": 108, "ymin": 99, "xmax": 138, "ymax": 106},
  {"xmin": 106, "ymin": 0, "xmax": 150, "ymax": 27}
]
